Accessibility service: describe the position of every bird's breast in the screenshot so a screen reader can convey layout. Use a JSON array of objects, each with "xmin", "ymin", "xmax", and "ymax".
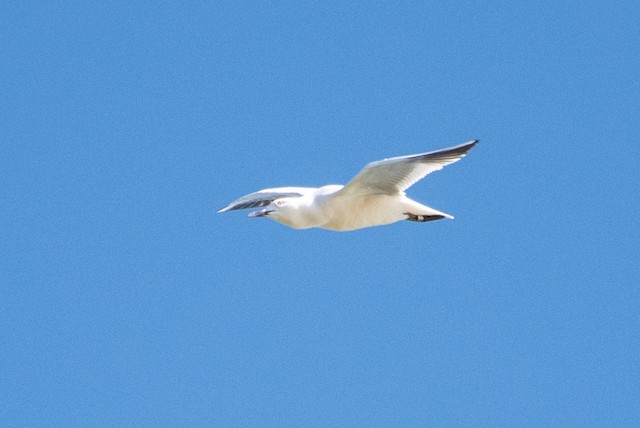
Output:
[{"xmin": 320, "ymin": 194, "xmax": 406, "ymax": 231}]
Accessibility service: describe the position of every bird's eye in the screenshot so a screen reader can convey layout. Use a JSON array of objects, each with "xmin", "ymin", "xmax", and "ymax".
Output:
[{"xmin": 276, "ymin": 200, "xmax": 284, "ymax": 206}]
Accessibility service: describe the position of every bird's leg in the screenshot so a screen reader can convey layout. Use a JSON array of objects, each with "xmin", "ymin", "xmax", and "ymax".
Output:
[{"xmin": 403, "ymin": 212, "xmax": 445, "ymax": 222}]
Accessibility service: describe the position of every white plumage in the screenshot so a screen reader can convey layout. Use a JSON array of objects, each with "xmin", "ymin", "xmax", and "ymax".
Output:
[{"xmin": 218, "ymin": 140, "xmax": 478, "ymax": 231}]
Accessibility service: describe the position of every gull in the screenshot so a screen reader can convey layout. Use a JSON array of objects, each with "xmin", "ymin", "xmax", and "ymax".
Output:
[{"xmin": 218, "ymin": 140, "xmax": 478, "ymax": 231}]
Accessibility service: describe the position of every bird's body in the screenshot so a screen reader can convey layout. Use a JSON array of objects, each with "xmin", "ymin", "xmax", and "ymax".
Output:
[{"xmin": 218, "ymin": 140, "xmax": 478, "ymax": 231}]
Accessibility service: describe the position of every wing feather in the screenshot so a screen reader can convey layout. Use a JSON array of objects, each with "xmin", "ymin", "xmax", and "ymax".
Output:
[
  {"xmin": 217, "ymin": 187, "xmax": 307, "ymax": 213},
  {"xmin": 339, "ymin": 140, "xmax": 478, "ymax": 196}
]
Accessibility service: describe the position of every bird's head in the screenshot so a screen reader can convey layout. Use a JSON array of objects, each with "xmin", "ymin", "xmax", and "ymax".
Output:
[
  {"xmin": 248, "ymin": 197, "xmax": 313, "ymax": 229},
  {"xmin": 248, "ymin": 197, "xmax": 295, "ymax": 220}
]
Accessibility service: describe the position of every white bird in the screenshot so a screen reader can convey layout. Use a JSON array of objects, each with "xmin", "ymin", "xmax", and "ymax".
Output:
[{"xmin": 218, "ymin": 140, "xmax": 478, "ymax": 231}]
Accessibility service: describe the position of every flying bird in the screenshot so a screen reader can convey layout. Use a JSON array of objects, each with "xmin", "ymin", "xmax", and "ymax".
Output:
[{"xmin": 218, "ymin": 140, "xmax": 478, "ymax": 231}]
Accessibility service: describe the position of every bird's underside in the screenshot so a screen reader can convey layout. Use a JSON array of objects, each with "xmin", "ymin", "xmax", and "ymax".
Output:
[
  {"xmin": 217, "ymin": 140, "xmax": 478, "ymax": 231},
  {"xmin": 315, "ymin": 193, "xmax": 453, "ymax": 231}
]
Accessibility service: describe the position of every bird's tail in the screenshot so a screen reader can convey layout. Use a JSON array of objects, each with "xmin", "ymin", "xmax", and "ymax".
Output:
[{"xmin": 402, "ymin": 199, "xmax": 453, "ymax": 222}]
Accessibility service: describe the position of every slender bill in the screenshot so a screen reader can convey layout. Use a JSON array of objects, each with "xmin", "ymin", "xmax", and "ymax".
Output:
[{"xmin": 248, "ymin": 209, "xmax": 272, "ymax": 218}]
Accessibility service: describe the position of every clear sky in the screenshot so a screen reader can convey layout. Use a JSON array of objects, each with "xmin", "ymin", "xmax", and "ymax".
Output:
[{"xmin": 2, "ymin": 1, "xmax": 639, "ymax": 426}]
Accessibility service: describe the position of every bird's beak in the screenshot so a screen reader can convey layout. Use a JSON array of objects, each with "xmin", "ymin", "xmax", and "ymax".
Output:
[{"xmin": 248, "ymin": 209, "xmax": 272, "ymax": 218}]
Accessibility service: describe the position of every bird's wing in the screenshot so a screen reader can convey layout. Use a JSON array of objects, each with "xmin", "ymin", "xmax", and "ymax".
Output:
[
  {"xmin": 339, "ymin": 140, "xmax": 478, "ymax": 196},
  {"xmin": 217, "ymin": 187, "xmax": 308, "ymax": 212}
]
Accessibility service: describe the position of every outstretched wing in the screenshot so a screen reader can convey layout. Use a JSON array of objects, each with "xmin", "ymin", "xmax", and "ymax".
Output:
[
  {"xmin": 339, "ymin": 140, "xmax": 478, "ymax": 196},
  {"xmin": 217, "ymin": 187, "xmax": 307, "ymax": 213}
]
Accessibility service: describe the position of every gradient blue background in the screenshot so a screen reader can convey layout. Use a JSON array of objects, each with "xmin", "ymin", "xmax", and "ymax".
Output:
[{"xmin": 2, "ymin": 1, "xmax": 639, "ymax": 426}]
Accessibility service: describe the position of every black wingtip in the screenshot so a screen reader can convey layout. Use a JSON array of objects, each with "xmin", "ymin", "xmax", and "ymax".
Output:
[
  {"xmin": 466, "ymin": 139, "xmax": 479, "ymax": 151},
  {"xmin": 464, "ymin": 139, "xmax": 479, "ymax": 148},
  {"xmin": 437, "ymin": 139, "xmax": 479, "ymax": 158}
]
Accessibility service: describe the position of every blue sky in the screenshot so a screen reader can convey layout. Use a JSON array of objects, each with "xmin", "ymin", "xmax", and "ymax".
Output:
[{"xmin": 1, "ymin": 1, "xmax": 639, "ymax": 426}]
